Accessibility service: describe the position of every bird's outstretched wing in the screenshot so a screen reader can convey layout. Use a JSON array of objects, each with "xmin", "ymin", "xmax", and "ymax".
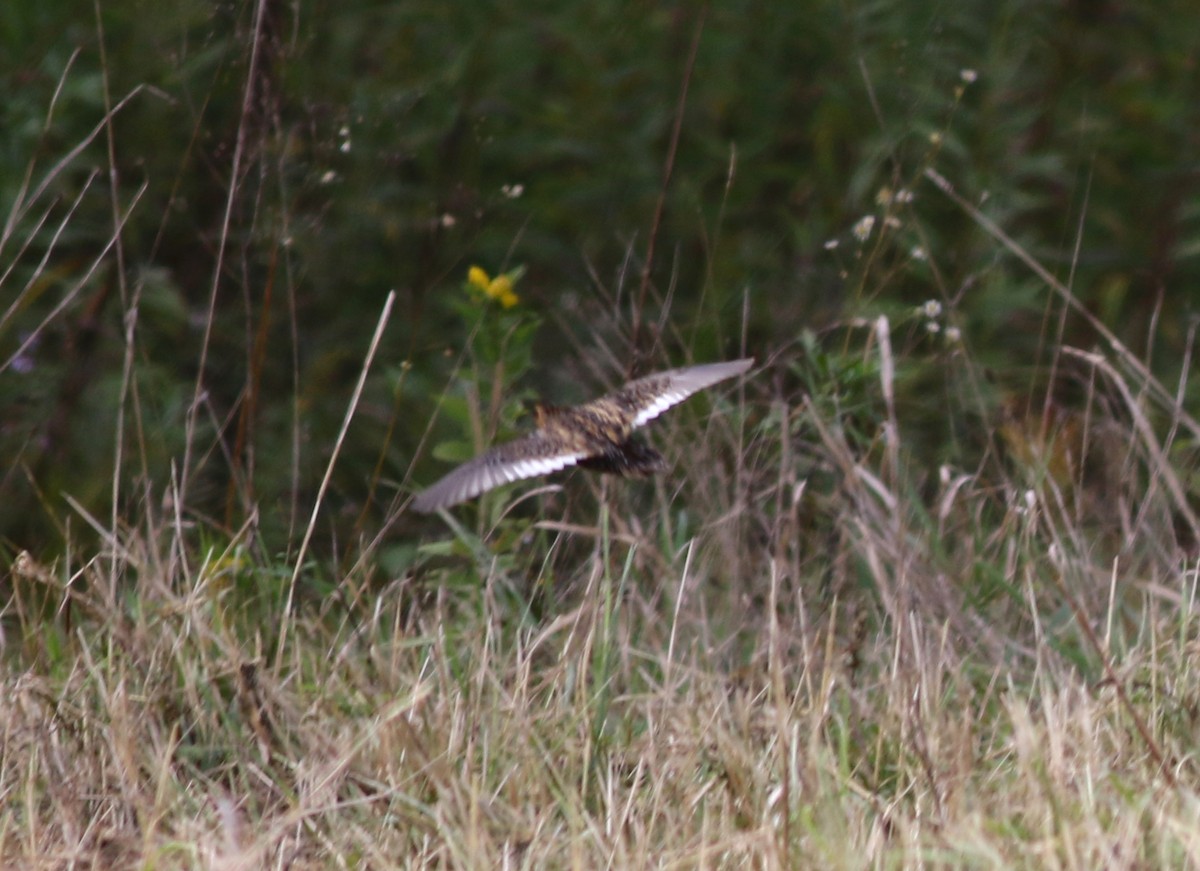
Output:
[
  {"xmin": 411, "ymin": 432, "xmax": 588, "ymax": 513},
  {"xmin": 412, "ymin": 357, "xmax": 754, "ymax": 512},
  {"xmin": 617, "ymin": 358, "xmax": 754, "ymax": 428}
]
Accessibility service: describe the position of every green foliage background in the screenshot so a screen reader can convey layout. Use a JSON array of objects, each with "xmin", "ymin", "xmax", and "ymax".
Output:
[{"xmin": 2, "ymin": 0, "xmax": 1198, "ymax": 554}]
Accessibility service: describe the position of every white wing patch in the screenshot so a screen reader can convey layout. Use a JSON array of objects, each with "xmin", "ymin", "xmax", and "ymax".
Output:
[
  {"xmin": 629, "ymin": 358, "xmax": 753, "ymax": 429},
  {"xmin": 631, "ymin": 387, "xmax": 696, "ymax": 428},
  {"xmin": 412, "ymin": 442, "xmax": 587, "ymax": 513}
]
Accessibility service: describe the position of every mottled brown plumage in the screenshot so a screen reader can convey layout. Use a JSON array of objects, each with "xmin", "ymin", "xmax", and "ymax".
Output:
[{"xmin": 411, "ymin": 358, "xmax": 753, "ymax": 512}]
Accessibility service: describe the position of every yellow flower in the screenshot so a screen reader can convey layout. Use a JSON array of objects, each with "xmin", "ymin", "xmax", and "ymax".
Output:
[
  {"xmin": 465, "ymin": 265, "xmax": 521, "ymax": 307},
  {"xmin": 489, "ymin": 275, "xmax": 516, "ymax": 306},
  {"xmin": 467, "ymin": 265, "xmax": 490, "ymax": 292}
]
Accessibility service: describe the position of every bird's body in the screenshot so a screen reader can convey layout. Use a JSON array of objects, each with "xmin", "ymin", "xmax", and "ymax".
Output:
[{"xmin": 411, "ymin": 358, "xmax": 753, "ymax": 513}]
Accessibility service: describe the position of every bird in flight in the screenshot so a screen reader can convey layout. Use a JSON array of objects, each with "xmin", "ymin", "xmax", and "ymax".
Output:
[{"xmin": 411, "ymin": 358, "xmax": 754, "ymax": 512}]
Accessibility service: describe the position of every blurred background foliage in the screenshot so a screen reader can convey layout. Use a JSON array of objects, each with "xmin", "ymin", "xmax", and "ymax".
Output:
[{"xmin": 1, "ymin": 0, "xmax": 1198, "ymax": 556}]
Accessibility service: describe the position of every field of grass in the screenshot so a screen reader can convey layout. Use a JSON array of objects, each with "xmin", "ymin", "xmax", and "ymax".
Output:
[
  {"xmin": 5, "ymin": 306, "xmax": 1200, "ymax": 866},
  {"xmin": 4, "ymin": 1, "xmax": 1200, "ymax": 868}
]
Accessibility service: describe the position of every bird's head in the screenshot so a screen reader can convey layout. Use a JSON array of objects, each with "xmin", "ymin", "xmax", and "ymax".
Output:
[{"xmin": 531, "ymin": 401, "xmax": 565, "ymax": 429}]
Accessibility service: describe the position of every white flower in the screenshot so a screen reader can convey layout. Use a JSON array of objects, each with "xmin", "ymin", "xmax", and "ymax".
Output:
[
  {"xmin": 852, "ymin": 215, "xmax": 875, "ymax": 242},
  {"xmin": 911, "ymin": 246, "xmax": 927, "ymax": 261},
  {"xmin": 501, "ymin": 183, "xmax": 525, "ymax": 199},
  {"xmin": 960, "ymin": 69, "xmax": 978, "ymax": 84},
  {"xmin": 920, "ymin": 299, "xmax": 942, "ymax": 319},
  {"xmin": 824, "ymin": 238, "xmax": 840, "ymax": 251},
  {"xmin": 945, "ymin": 326, "xmax": 961, "ymax": 342}
]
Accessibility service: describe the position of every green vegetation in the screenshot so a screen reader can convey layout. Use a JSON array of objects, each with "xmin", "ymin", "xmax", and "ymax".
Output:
[{"xmin": 3, "ymin": 0, "xmax": 1200, "ymax": 866}]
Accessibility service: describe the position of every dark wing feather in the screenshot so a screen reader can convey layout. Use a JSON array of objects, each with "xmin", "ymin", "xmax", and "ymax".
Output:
[
  {"xmin": 618, "ymin": 358, "xmax": 754, "ymax": 428},
  {"xmin": 411, "ymin": 432, "xmax": 588, "ymax": 513}
]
